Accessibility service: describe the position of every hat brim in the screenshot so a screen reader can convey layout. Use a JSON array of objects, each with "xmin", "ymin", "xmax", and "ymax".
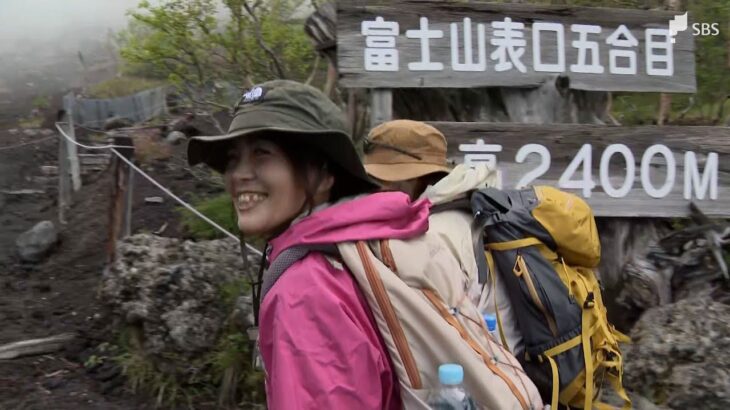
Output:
[
  {"xmin": 187, "ymin": 126, "xmax": 332, "ymax": 172},
  {"xmin": 187, "ymin": 127, "xmax": 380, "ymax": 192},
  {"xmin": 365, "ymin": 162, "xmax": 452, "ymax": 183}
]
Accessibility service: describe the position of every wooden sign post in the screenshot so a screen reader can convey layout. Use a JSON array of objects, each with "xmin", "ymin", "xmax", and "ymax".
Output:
[
  {"xmin": 339, "ymin": 1, "xmax": 696, "ymax": 92},
  {"xmin": 433, "ymin": 123, "xmax": 730, "ymax": 217},
  {"xmin": 334, "ymin": 1, "xmax": 729, "ymax": 218}
]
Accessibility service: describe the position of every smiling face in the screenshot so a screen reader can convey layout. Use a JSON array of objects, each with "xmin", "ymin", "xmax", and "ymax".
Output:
[{"xmin": 223, "ymin": 136, "xmax": 333, "ymax": 237}]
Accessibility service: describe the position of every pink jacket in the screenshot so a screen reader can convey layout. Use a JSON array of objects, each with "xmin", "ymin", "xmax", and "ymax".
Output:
[{"xmin": 259, "ymin": 192, "xmax": 431, "ymax": 410}]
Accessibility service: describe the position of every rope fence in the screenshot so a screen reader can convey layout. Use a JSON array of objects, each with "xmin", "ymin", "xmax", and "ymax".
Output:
[
  {"xmin": 54, "ymin": 122, "xmax": 262, "ymax": 257},
  {"xmin": 0, "ymin": 135, "xmax": 56, "ymax": 151}
]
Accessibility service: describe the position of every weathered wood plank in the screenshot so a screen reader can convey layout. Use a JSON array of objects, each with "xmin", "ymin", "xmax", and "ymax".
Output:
[
  {"xmin": 429, "ymin": 122, "xmax": 730, "ymax": 217},
  {"xmin": 107, "ymin": 134, "xmax": 135, "ymax": 264},
  {"xmin": 124, "ymin": 170, "xmax": 134, "ymax": 238},
  {"xmin": 338, "ymin": 1, "xmax": 696, "ymax": 92},
  {"xmin": 57, "ymin": 133, "xmax": 71, "ymax": 224},
  {"xmin": 0, "ymin": 333, "xmax": 76, "ymax": 360},
  {"xmin": 63, "ymin": 108, "xmax": 82, "ymax": 192}
]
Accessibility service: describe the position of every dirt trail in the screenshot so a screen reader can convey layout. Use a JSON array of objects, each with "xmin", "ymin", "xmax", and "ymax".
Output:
[{"xmin": 0, "ymin": 122, "xmax": 208, "ymax": 409}]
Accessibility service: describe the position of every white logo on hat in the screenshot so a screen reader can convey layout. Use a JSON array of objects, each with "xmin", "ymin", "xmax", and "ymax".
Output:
[{"xmin": 241, "ymin": 86, "xmax": 264, "ymax": 104}]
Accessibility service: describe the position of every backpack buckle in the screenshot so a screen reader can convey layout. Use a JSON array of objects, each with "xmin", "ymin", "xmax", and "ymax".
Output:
[
  {"xmin": 584, "ymin": 292, "xmax": 595, "ymax": 308},
  {"xmin": 247, "ymin": 326, "xmax": 265, "ymax": 372}
]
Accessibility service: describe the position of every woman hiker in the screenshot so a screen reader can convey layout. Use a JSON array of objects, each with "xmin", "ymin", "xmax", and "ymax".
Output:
[
  {"xmin": 186, "ymin": 80, "xmax": 430, "ymax": 409},
  {"xmin": 363, "ymin": 119, "xmax": 525, "ymax": 356}
]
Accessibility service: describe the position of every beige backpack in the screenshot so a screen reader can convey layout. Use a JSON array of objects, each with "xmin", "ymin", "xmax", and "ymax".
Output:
[{"xmin": 262, "ymin": 230, "xmax": 544, "ymax": 409}]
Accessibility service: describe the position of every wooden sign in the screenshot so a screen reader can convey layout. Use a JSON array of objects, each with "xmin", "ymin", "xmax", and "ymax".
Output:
[
  {"xmin": 338, "ymin": 1, "xmax": 696, "ymax": 92},
  {"xmin": 430, "ymin": 122, "xmax": 730, "ymax": 217}
]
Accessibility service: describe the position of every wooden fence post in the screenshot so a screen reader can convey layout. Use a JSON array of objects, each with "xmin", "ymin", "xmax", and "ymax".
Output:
[
  {"xmin": 107, "ymin": 133, "xmax": 135, "ymax": 264},
  {"xmin": 124, "ymin": 169, "xmax": 134, "ymax": 238},
  {"xmin": 63, "ymin": 98, "xmax": 82, "ymax": 192},
  {"xmin": 57, "ymin": 133, "xmax": 71, "ymax": 225},
  {"xmin": 371, "ymin": 89, "xmax": 393, "ymax": 128}
]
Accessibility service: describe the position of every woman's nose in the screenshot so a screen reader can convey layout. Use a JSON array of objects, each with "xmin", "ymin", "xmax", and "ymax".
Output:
[{"xmin": 228, "ymin": 154, "xmax": 256, "ymax": 181}]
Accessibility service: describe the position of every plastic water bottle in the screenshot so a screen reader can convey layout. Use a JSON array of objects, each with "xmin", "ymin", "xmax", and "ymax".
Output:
[
  {"xmin": 427, "ymin": 364, "xmax": 477, "ymax": 410},
  {"xmin": 483, "ymin": 314, "xmax": 501, "ymax": 346}
]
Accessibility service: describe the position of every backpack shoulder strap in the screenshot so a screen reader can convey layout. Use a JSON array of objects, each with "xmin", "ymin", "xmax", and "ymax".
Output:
[
  {"xmin": 428, "ymin": 196, "xmax": 472, "ymax": 215},
  {"xmin": 471, "ymin": 187, "xmax": 513, "ymax": 216},
  {"xmin": 429, "ymin": 195, "xmax": 490, "ymax": 285},
  {"xmin": 473, "ymin": 228, "xmax": 489, "ymax": 285},
  {"xmin": 259, "ymin": 244, "xmax": 339, "ymax": 303}
]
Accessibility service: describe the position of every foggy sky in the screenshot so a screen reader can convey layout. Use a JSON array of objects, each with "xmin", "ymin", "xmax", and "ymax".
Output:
[
  {"xmin": 0, "ymin": 0, "xmax": 155, "ymax": 102},
  {"xmin": 0, "ymin": 0, "xmax": 309, "ymax": 96},
  {"xmin": 0, "ymin": 0, "xmax": 143, "ymax": 51}
]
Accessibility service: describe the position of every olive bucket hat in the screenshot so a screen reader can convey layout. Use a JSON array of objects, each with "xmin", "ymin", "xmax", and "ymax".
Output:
[{"xmin": 187, "ymin": 80, "xmax": 378, "ymax": 192}]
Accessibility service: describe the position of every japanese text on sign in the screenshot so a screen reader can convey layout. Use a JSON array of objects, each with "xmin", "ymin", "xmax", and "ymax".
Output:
[
  {"xmin": 361, "ymin": 16, "xmax": 675, "ymax": 76},
  {"xmin": 459, "ymin": 140, "xmax": 719, "ymax": 201}
]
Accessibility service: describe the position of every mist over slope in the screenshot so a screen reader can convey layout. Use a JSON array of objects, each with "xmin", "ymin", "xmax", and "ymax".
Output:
[{"xmin": 0, "ymin": 0, "xmax": 146, "ymax": 118}]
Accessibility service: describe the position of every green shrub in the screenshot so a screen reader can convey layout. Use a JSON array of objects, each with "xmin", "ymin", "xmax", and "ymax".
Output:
[
  {"xmin": 18, "ymin": 116, "xmax": 44, "ymax": 129},
  {"xmin": 219, "ymin": 277, "xmax": 250, "ymax": 310},
  {"xmin": 211, "ymin": 332, "xmax": 266, "ymax": 408},
  {"xmin": 88, "ymin": 76, "xmax": 167, "ymax": 99},
  {"xmin": 178, "ymin": 194, "xmax": 238, "ymax": 240},
  {"xmin": 32, "ymin": 95, "xmax": 50, "ymax": 110},
  {"xmin": 112, "ymin": 286, "xmax": 266, "ymax": 409}
]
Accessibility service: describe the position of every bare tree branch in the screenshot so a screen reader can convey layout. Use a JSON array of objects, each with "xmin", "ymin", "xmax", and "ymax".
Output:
[
  {"xmin": 305, "ymin": 54, "xmax": 321, "ymax": 85},
  {"xmin": 242, "ymin": 0, "xmax": 287, "ymax": 79},
  {"xmin": 196, "ymin": 111, "xmax": 227, "ymax": 134},
  {"xmin": 192, "ymin": 99, "xmax": 234, "ymax": 113},
  {"xmin": 243, "ymin": 75, "xmax": 255, "ymax": 88},
  {"xmin": 323, "ymin": 62, "xmax": 337, "ymax": 98},
  {"xmin": 677, "ymin": 95, "xmax": 695, "ymax": 120},
  {"xmin": 605, "ymin": 92, "xmax": 621, "ymax": 126},
  {"xmin": 715, "ymin": 95, "xmax": 730, "ymax": 125},
  {"xmin": 657, "ymin": 93, "xmax": 672, "ymax": 125}
]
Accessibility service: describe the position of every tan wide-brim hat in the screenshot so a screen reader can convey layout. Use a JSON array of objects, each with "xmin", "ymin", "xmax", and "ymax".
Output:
[{"xmin": 364, "ymin": 120, "xmax": 452, "ymax": 182}]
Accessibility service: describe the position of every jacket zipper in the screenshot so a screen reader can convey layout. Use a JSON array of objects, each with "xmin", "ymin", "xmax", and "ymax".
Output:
[
  {"xmin": 356, "ymin": 241, "xmax": 422, "ymax": 389},
  {"xmin": 513, "ymin": 253, "xmax": 559, "ymax": 337}
]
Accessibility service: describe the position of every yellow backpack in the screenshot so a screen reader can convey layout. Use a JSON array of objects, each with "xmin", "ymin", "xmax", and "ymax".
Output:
[{"xmin": 470, "ymin": 185, "xmax": 631, "ymax": 409}]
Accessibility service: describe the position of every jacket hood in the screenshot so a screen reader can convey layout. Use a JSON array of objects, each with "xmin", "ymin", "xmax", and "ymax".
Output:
[
  {"xmin": 269, "ymin": 192, "xmax": 430, "ymax": 261},
  {"xmin": 421, "ymin": 163, "xmax": 501, "ymax": 205}
]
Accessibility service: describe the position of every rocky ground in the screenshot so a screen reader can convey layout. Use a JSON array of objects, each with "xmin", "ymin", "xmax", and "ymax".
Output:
[
  {"xmin": 0, "ymin": 115, "xmax": 230, "ymax": 409},
  {"xmin": 100, "ymin": 235, "xmax": 252, "ymax": 358},
  {"xmin": 623, "ymin": 290, "xmax": 730, "ymax": 409}
]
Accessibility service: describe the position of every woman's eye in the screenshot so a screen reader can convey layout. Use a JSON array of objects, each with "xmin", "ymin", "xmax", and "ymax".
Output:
[
  {"xmin": 253, "ymin": 147, "xmax": 272, "ymax": 157},
  {"xmin": 224, "ymin": 151, "xmax": 240, "ymax": 168}
]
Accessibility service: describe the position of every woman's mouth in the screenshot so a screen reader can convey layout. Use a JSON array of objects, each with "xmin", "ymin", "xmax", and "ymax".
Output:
[{"xmin": 236, "ymin": 192, "xmax": 268, "ymax": 212}]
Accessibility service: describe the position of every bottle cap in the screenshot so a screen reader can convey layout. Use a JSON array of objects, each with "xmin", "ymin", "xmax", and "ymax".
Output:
[
  {"xmin": 438, "ymin": 363, "xmax": 464, "ymax": 385},
  {"xmin": 484, "ymin": 314, "xmax": 497, "ymax": 332}
]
